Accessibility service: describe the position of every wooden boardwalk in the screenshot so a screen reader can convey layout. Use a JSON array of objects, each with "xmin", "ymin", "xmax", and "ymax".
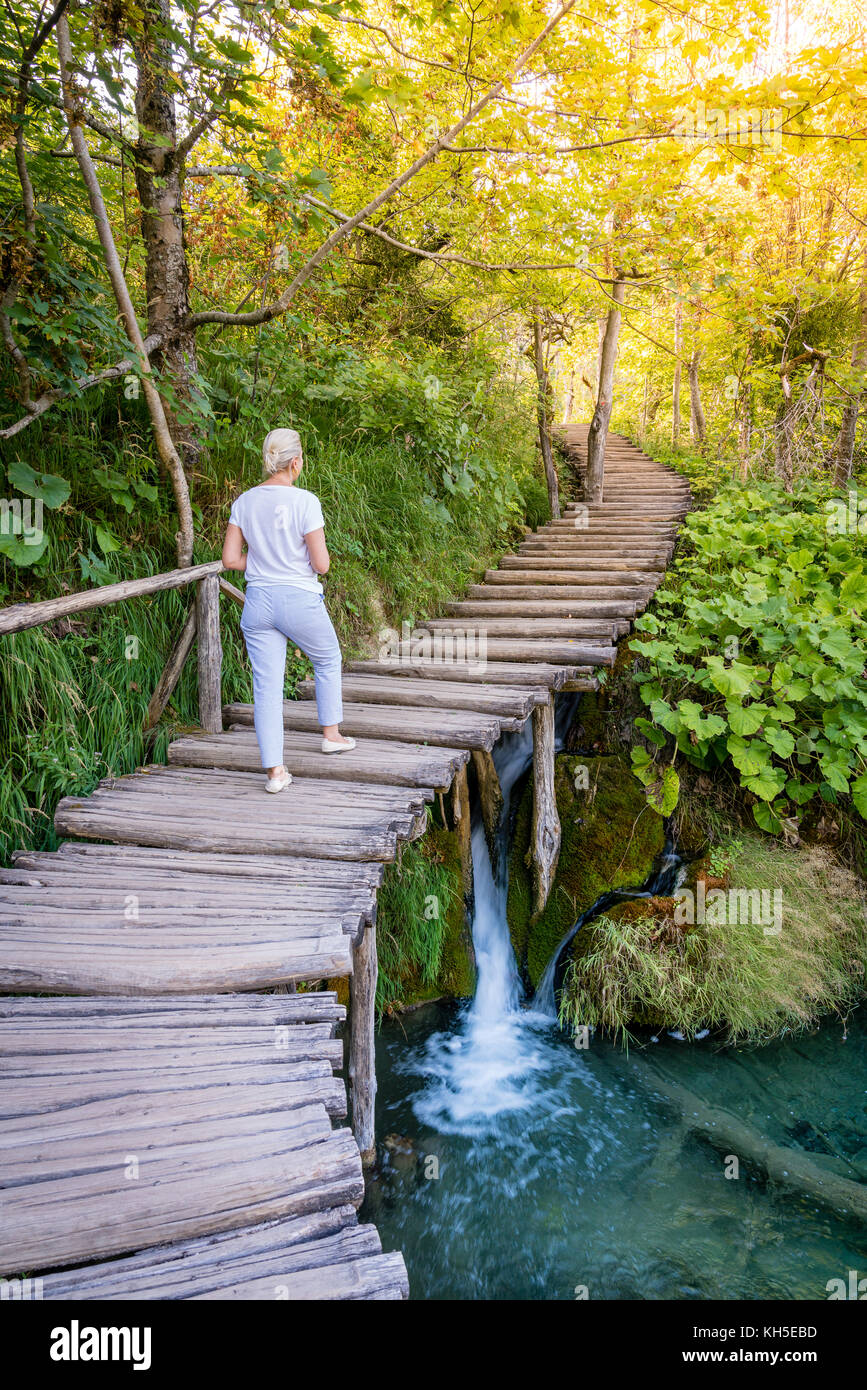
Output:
[{"xmin": 0, "ymin": 427, "xmax": 688, "ymax": 1298}]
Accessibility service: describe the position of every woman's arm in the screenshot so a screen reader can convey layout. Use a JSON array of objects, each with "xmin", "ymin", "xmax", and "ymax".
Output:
[
  {"xmin": 222, "ymin": 522, "xmax": 247, "ymax": 572},
  {"xmin": 304, "ymin": 526, "xmax": 330, "ymax": 575}
]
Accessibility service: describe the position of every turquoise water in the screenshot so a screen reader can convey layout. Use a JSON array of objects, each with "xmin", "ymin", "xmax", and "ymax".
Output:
[{"xmin": 362, "ymin": 1002, "xmax": 867, "ymax": 1300}]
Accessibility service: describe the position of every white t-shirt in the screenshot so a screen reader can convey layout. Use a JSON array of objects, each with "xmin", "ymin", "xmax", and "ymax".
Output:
[{"xmin": 229, "ymin": 485, "xmax": 325, "ymax": 591}]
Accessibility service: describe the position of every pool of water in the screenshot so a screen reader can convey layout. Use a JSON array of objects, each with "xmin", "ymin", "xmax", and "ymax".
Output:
[
  {"xmin": 363, "ymin": 1002, "xmax": 867, "ymax": 1300},
  {"xmin": 363, "ymin": 724, "xmax": 867, "ymax": 1300}
]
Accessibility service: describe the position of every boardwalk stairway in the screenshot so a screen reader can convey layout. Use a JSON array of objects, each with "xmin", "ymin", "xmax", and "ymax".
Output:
[{"xmin": 0, "ymin": 427, "xmax": 689, "ymax": 1299}]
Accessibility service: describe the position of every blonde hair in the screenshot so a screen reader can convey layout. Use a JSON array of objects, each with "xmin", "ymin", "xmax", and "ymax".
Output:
[{"xmin": 263, "ymin": 428, "xmax": 302, "ymax": 476}]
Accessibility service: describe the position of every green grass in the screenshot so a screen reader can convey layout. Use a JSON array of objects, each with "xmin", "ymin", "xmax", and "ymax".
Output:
[
  {"xmin": 1, "ymin": 343, "xmax": 545, "ymax": 863},
  {"xmin": 374, "ymin": 837, "xmax": 457, "ymax": 1015},
  {"xmin": 559, "ymin": 834, "xmax": 867, "ymax": 1045}
]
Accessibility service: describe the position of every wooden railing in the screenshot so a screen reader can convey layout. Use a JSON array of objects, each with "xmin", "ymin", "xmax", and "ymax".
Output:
[{"xmin": 0, "ymin": 560, "xmax": 243, "ymax": 734}]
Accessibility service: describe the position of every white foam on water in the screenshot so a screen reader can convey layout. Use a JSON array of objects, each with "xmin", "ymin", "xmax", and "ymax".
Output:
[{"xmin": 413, "ymin": 725, "xmax": 563, "ymax": 1133}]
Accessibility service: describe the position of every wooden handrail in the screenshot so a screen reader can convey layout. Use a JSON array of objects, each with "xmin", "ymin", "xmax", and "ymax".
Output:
[{"xmin": 0, "ymin": 560, "xmax": 224, "ymax": 636}]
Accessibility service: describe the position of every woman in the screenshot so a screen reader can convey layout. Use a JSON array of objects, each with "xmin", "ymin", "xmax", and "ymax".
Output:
[{"xmin": 222, "ymin": 428, "xmax": 355, "ymax": 793}]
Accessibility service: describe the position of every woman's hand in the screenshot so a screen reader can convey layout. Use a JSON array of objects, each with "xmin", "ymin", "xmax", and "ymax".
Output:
[
  {"xmin": 222, "ymin": 522, "xmax": 247, "ymax": 572},
  {"xmin": 304, "ymin": 526, "xmax": 330, "ymax": 575}
]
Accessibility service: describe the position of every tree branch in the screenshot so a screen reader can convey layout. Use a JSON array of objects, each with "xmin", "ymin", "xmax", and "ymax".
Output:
[
  {"xmin": 183, "ymin": 0, "xmax": 578, "ymax": 331},
  {"xmin": 0, "ymin": 335, "xmax": 162, "ymax": 439}
]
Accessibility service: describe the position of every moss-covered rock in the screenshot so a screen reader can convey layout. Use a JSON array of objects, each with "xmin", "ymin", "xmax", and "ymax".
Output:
[
  {"xmin": 507, "ymin": 752, "xmax": 666, "ymax": 987},
  {"xmin": 558, "ymin": 836, "xmax": 867, "ymax": 1044},
  {"xmin": 374, "ymin": 824, "xmax": 475, "ymax": 1016},
  {"xmin": 426, "ymin": 823, "xmax": 476, "ymax": 1001}
]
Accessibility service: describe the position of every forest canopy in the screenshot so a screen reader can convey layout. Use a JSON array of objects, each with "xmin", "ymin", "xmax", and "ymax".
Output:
[{"xmin": 1, "ymin": 0, "xmax": 866, "ymax": 850}]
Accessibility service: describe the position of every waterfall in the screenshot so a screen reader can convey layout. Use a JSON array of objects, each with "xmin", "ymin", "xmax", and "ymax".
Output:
[
  {"xmin": 533, "ymin": 849, "xmax": 688, "ymax": 1017},
  {"xmin": 412, "ymin": 706, "xmax": 686, "ymax": 1131},
  {"xmin": 413, "ymin": 722, "xmax": 552, "ymax": 1131}
]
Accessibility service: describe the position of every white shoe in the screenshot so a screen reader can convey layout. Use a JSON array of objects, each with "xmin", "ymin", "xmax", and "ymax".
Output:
[
  {"xmin": 265, "ymin": 770, "xmax": 292, "ymax": 793},
  {"xmin": 321, "ymin": 736, "xmax": 356, "ymax": 754}
]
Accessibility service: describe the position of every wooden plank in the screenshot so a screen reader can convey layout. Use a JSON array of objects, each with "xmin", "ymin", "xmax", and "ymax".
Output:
[
  {"xmin": 466, "ymin": 638, "xmax": 616, "ymax": 665},
  {"xmin": 298, "ymin": 674, "xmax": 543, "ymax": 718},
  {"xmin": 422, "ymin": 617, "xmax": 629, "ymax": 637},
  {"xmin": 39, "ymin": 1206, "xmax": 362, "ymax": 1298},
  {"xmin": 0, "ymin": 1063, "xmax": 343, "ymax": 1119},
  {"xmin": 41, "ymin": 1214, "xmax": 407, "ymax": 1301},
  {"xmin": 167, "ymin": 729, "xmax": 469, "ymax": 790},
  {"xmin": 224, "ymin": 699, "xmax": 509, "ymax": 751},
  {"xmin": 481, "ymin": 571, "xmax": 662, "ymax": 585},
  {"xmin": 531, "ymin": 695, "xmax": 560, "ymax": 916},
  {"xmin": 349, "ymin": 924, "xmax": 377, "ymax": 1167},
  {"xmin": 0, "ymin": 1126, "xmax": 364, "ymax": 1272},
  {"xmin": 0, "ymin": 560, "xmax": 223, "ymax": 636},
  {"xmin": 0, "ymin": 992, "xmax": 345, "ymax": 1025},
  {"xmin": 347, "ymin": 657, "xmax": 582, "ymax": 687},
  {"xmin": 39, "ymin": 843, "xmax": 385, "ymax": 888},
  {"xmin": 191, "ymin": 1251, "xmax": 408, "ymax": 1300},
  {"xmin": 144, "ymin": 600, "xmax": 197, "ymax": 731},
  {"xmin": 447, "ymin": 599, "xmax": 649, "ymax": 617},
  {"xmin": 0, "ymin": 933, "xmax": 354, "ymax": 994}
]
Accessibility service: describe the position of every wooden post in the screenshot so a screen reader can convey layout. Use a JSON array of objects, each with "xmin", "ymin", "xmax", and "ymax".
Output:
[
  {"xmin": 196, "ymin": 573, "xmax": 223, "ymax": 733},
  {"xmin": 531, "ymin": 694, "xmax": 561, "ymax": 916},
  {"xmin": 349, "ymin": 924, "xmax": 377, "ymax": 1166},
  {"xmin": 471, "ymin": 748, "xmax": 503, "ymax": 869},
  {"xmin": 450, "ymin": 762, "xmax": 474, "ymax": 918},
  {"xmin": 144, "ymin": 602, "xmax": 197, "ymax": 731}
]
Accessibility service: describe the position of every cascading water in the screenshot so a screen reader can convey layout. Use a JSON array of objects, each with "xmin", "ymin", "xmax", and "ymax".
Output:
[
  {"xmin": 413, "ymin": 716, "xmax": 687, "ymax": 1129},
  {"xmin": 532, "ymin": 846, "xmax": 687, "ymax": 1018},
  {"xmin": 370, "ymin": 719, "xmax": 866, "ymax": 1299},
  {"xmin": 413, "ymin": 722, "xmax": 554, "ymax": 1130}
]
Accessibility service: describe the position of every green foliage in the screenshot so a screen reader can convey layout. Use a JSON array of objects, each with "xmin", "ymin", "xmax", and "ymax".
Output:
[
  {"xmin": 630, "ymin": 477, "xmax": 867, "ymax": 834},
  {"xmin": 0, "ymin": 333, "xmax": 542, "ymax": 861},
  {"xmin": 375, "ymin": 838, "xmax": 459, "ymax": 1016},
  {"xmin": 559, "ymin": 837, "xmax": 867, "ymax": 1044}
]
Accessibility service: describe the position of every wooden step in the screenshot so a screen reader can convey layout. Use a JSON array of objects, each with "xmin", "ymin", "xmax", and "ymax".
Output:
[
  {"xmin": 346, "ymin": 657, "xmax": 586, "ymax": 687},
  {"xmin": 0, "ymin": 993, "xmax": 403, "ymax": 1285},
  {"xmin": 461, "ymin": 584, "xmax": 652, "ymax": 601},
  {"xmin": 39, "ymin": 1208, "xmax": 408, "ymax": 1301},
  {"xmin": 480, "ymin": 567, "xmax": 664, "ymax": 583},
  {"xmin": 498, "ymin": 556, "xmax": 666, "ymax": 573},
  {"xmin": 446, "ymin": 601, "xmax": 647, "ymax": 620},
  {"xmin": 225, "ymin": 699, "xmax": 515, "ymax": 750},
  {"xmin": 298, "ymin": 674, "xmax": 546, "ymax": 719},
  {"xmin": 55, "ymin": 767, "xmax": 431, "ymax": 862},
  {"xmin": 421, "ymin": 617, "xmax": 628, "ymax": 638},
  {"xmin": 168, "ymin": 728, "xmax": 468, "ymax": 791}
]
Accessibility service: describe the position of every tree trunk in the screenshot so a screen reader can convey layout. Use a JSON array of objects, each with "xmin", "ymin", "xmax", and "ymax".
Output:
[
  {"xmin": 57, "ymin": 13, "xmax": 194, "ymax": 567},
  {"xmin": 132, "ymin": 0, "xmax": 199, "ymax": 464},
  {"xmin": 672, "ymin": 300, "xmax": 682, "ymax": 446},
  {"xmin": 585, "ymin": 279, "xmax": 626, "ymax": 506},
  {"xmin": 834, "ymin": 253, "xmax": 867, "ymax": 488},
  {"xmin": 563, "ymin": 368, "xmax": 575, "ymax": 424},
  {"xmin": 738, "ymin": 342, "xmax": 753, "ymax": 482},
  {"xmin": 688, "ymin": 348, "xmax": 706, "ymax": 445},
  {"xmin": 775, "ymin": 384, "xmax": 795, "ymax": 492},
  {"xmin": 532, "ymin": 312, "xmax": 561, "ymax": 519}
]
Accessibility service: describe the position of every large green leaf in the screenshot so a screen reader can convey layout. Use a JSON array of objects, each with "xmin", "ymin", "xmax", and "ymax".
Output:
[{"xmin": 7, "ymin": 459, "xmax": 70, "ymax": 509}]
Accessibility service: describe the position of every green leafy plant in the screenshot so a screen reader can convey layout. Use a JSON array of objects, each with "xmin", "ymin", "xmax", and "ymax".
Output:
[{"xmin": 630, "ymin": 477, "xmax": 867, "ymax": 834}]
